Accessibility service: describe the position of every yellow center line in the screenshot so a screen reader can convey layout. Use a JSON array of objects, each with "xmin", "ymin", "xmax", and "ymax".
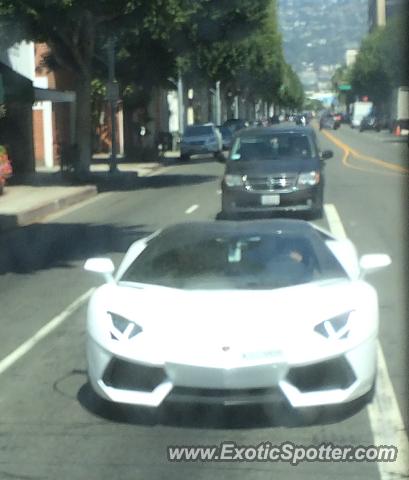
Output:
[{"xmin": 320, "ymin": 128, "xmax": 408, "ymax": 175}]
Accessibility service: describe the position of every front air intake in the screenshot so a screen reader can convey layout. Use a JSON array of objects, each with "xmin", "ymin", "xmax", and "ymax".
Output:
[{"xmin": 102, "ymin": 358, "xmax": 166, "ymax": 392}]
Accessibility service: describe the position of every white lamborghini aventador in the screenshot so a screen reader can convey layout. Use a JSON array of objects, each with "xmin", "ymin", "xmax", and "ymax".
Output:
[{"xmin": 84, "ymin": 219, "xmax": 390, "ymax": 414}]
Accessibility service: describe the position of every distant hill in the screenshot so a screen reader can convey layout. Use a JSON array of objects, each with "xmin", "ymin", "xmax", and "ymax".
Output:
[{"xmin": 278, "ymin": 0, "xmax": 368, "ymax": 86}]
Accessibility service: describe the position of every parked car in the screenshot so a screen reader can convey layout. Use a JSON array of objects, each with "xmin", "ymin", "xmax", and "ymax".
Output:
[
  {"xmin": 350, "ymin": 101, "xmax": 373, "ymax": 128},
  {"xmin": 84, "ymin": 219, "xmax": 390, "ymax": 420},
  {"xmin": 220, "ymin": 126, "xmax": 333, "ymax": 219},
  {"xmin": 217, "ymin": 125, "xmax": 233, "ymax": 150},
  {"xmin": 319, "ymin": 111, "xmax": 341, "ymax": 130},
  {"xmin": 359, "ymin": 112, "xmax": 381, "ymax": 132},
  {"xmin": 339, "ymin": 112, "xmax": 350, "ymax": 124},
  {"xmin": 179, "ymin": 123, "xmax": 222, "ymax": 161},
  {"xmin": 222, "ymin": 118, "xmax": 248, "ymax": 133}
]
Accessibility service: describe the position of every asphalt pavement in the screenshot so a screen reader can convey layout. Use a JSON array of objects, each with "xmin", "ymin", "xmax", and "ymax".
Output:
[{"xmin": 0, "ymin": 126, "xmax": 407, "ymax": 479}]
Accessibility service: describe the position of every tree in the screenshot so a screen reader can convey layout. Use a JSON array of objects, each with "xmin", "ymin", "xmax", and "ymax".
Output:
[
  {"xmin": 0, "ymin": 0, "xmax": 194, "ymax": 173},
  {"xmin": 331, "ymin": 65, "xmax": 354, "ymax": 107},
  {"xmin": 179, "ymin": 0, "xmax": 285, "ymax": 106},
  {"xmin": 350, "ymin": 15, "xmax": 408, "ymax": 105},
  {"xmin": 278, "ymin": 64, "xmax": 304, "ymax": 110}
]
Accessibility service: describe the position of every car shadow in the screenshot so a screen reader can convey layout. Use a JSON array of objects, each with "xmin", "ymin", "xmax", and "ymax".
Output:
[
  {"xmin": 0, "ymin": 222, "xmax": 152, "ymax": 275},
  {"xmin": 8, "ymin": 171, "xmax": 219, "ymax": 192},
  {"xmin": 77, "ymin": 382, "xmax": 365, "ymax": 429}
]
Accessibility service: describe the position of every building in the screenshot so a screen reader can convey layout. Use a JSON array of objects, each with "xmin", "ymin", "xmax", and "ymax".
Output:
[
  {"xmin": 33, "ymin": 43, "xmax": 76, "ymax": 168},
  {"xmin": 0, "ymin": 42, "xmax": 36, "ymax": 174},
  {"xmin": 345, "ymin": 49, "xmax": 358, "ymax": 67},
  {"xmin": 368, "ymin": 0, "xmax": 408, "ymax": 31}
]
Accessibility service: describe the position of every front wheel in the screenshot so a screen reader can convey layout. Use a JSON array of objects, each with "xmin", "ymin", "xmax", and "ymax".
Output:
[{"xmin": 292, "ymin": 406, "xmax": 322, "ymax": 426}]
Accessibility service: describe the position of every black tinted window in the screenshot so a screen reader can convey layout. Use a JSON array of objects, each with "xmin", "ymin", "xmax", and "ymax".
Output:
[
  {"xmin": 122, "ymin": 232, "xmax": 347, "ymax": 290},
  {"xmin": 231, "ymin": 133, "xmax": 313, "ymax": 161}
]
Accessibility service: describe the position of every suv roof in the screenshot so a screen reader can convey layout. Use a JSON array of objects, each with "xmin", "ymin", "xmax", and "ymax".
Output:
[{"xmin": 233, "ymin": 125, "xmax": 314, "ymax": 138}]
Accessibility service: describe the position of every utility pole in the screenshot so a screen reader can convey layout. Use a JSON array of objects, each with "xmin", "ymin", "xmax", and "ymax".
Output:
[
  {"xmin": 107, "ymin": 37, "xmax": 119, "ymax": 173},
  {"xmin": 234, "ymin": 95, "xmax": 239, "ymax": 119},
  {"xmin": 215, "ymin": 81, "xmax": 221, "ymax": 125},
  {"xmin": 177, "ymin": 71, "xmax": 184, "ymax": 135}
]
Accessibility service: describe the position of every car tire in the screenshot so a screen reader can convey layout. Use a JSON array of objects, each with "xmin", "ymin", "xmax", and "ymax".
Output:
[
  {"xmin": 218, "ymin": 210, "xmax": 234, "ymax": 220},
  {"xmin": 313, "ymin": 204, "xmax": 324, "ymax": 219},
  {"xmin": 360, "ymin": 377, "xmax": 377, "ymax": 405},
  {"xmin": 180, "ymin": 153, "xmax": 190, "ymax": 162},
  {"xmin": 293, "ymin": 406, "xmax": 322, "ymax": 426}
]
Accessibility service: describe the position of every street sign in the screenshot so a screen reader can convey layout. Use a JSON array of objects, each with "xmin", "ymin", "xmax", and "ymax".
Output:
[{"xmin": 339, "ymin": 84, "xmax": 352, "ymax": 91}]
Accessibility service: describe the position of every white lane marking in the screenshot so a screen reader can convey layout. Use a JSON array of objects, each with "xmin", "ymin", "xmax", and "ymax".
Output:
[
  {"xmin": 323, "ymin": 203, "xmax": 347, "ymax": 239},
  {"xmin": 185, "ymin": 204, "xmax": 199, "ymax": 214},
  {"xmin": 0, "ymin": 288, "xmax": 93, "ymax": 376},
  {"xmin": 368, "ymin": 344, "xmax": 409, "ymax": 478},
  {"xmin": 324, "ymin": 203, "xmax": 409, "ymax": 479}
]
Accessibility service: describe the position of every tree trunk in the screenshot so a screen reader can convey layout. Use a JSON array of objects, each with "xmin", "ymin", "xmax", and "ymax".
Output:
[{"xmin": 75, "ymin": 72, "xmax": 92, "ymax": 173}]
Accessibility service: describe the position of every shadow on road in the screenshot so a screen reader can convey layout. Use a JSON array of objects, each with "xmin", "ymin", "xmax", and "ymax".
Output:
[
  {"xmin": 95, "ymin": 173, "xmax": 219, "ymax": 193},
  {"xmin": 77, "ymin": 382, "xmax": 365, "ymax": 430},
  {"xmin": 0, "ymin": 222, "xmax": 151, "ymax": 275},
  {"xmin": 8, "ymin": 171, "xmax": 219, "ymax": 193}
]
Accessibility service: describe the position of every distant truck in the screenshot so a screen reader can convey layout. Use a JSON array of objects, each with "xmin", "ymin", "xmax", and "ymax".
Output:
[
  {"xmin": 350, "ymin": 101, "xmax": 373, "ymax": 128},
  {"xmin": 389, "ymin": 86, "xmax": 409, "ymax": 133}
]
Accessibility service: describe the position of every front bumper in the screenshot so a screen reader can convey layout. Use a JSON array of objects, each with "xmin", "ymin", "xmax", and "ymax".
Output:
[
  {"xmin": 87, "ymin": 335, "xmax": 377, "ymax": 408},
  {"xmin": 221, "ymin": 186, "xmax": 321, "ymax": 215}
]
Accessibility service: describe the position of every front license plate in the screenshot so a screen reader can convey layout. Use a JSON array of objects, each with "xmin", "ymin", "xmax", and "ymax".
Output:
[{"xmin": 261, "ymin": 194, "xmax": 280, "ymax": 206}]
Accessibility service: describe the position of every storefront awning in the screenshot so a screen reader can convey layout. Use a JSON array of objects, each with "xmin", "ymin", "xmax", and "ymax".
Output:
[{"xmin": 34, "ymin": 87, "xmax": 75, "ymax": 103}]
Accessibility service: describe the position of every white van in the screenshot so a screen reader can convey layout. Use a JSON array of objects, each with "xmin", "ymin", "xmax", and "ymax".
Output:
[{"xmin": 351, "ymin": 101, "xmax": 373, "ymax": 128}]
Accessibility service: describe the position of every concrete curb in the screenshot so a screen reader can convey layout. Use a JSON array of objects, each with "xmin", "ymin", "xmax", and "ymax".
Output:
[{"xmin": 0, "ymin": 185, "xmax": 97, "ymax": 232}]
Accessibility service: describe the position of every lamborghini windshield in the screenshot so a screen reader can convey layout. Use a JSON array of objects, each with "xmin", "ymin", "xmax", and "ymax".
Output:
[{"xmin": 121, "ymin": 226, "xmax": 347, "ymax": 290}]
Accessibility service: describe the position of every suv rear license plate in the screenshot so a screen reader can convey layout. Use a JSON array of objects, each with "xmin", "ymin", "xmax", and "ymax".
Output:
[{"xmin": 261, "ymin": 194, "xmax": 280, "ymax": 206}]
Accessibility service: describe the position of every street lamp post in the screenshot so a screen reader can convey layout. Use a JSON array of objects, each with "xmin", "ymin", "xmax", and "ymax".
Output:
[
  {"xmin": 177, "ymin": 71, "xmax": 185, "ymax": 135},
  {"xmin": 107, "ymin": 37, "xmax": 119, "ymax": 173},
  {"xmin": 215, "ymin": 81, "xmax": 221, "ymax": 125}
]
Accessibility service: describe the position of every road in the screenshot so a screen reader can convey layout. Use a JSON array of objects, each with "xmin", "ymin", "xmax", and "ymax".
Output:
[{"xmin": 0, "ymin": 125, "xmax": 407, "ymax": 480}]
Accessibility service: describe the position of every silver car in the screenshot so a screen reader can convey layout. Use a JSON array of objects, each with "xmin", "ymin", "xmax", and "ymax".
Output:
[{"xmin": 180, "ymin": 124, "xmax": 222, "ymax": 161}]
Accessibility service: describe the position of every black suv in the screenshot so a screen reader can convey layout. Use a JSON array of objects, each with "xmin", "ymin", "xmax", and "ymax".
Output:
[{"xmin": 220, "ymin": 126, "xmax": 333, "ymax": 219}]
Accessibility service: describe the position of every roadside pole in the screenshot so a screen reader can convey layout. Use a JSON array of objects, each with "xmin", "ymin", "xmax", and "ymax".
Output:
[
  {"xmin": 234, "ymin": 95, "xmax": 239, "ymax": 119},
  {"xmin": 177, "ymin": 71, "xmax": 185, "ymax": 135},
  {"xmin": 107, "ymin": 37, "xmax": 119, "ymax": 173},
  {"xmin": 216, "ymin": 81, "xmax": 221, "ymax": 125}
]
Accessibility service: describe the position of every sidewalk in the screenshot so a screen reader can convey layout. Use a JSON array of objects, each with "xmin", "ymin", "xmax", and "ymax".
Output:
[{"xmin": 0, "ymin": 153, "xmax": 179, "ymax": 232}]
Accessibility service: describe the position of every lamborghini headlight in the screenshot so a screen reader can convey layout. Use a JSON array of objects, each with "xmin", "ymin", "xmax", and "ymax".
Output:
[
  {"xmin": 108, "ymin": 312, "xmax": 143, "ymax": 340},
  {"xmin": 314, "ymin": 311, "xmax": 353, "ymax": 340}
]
